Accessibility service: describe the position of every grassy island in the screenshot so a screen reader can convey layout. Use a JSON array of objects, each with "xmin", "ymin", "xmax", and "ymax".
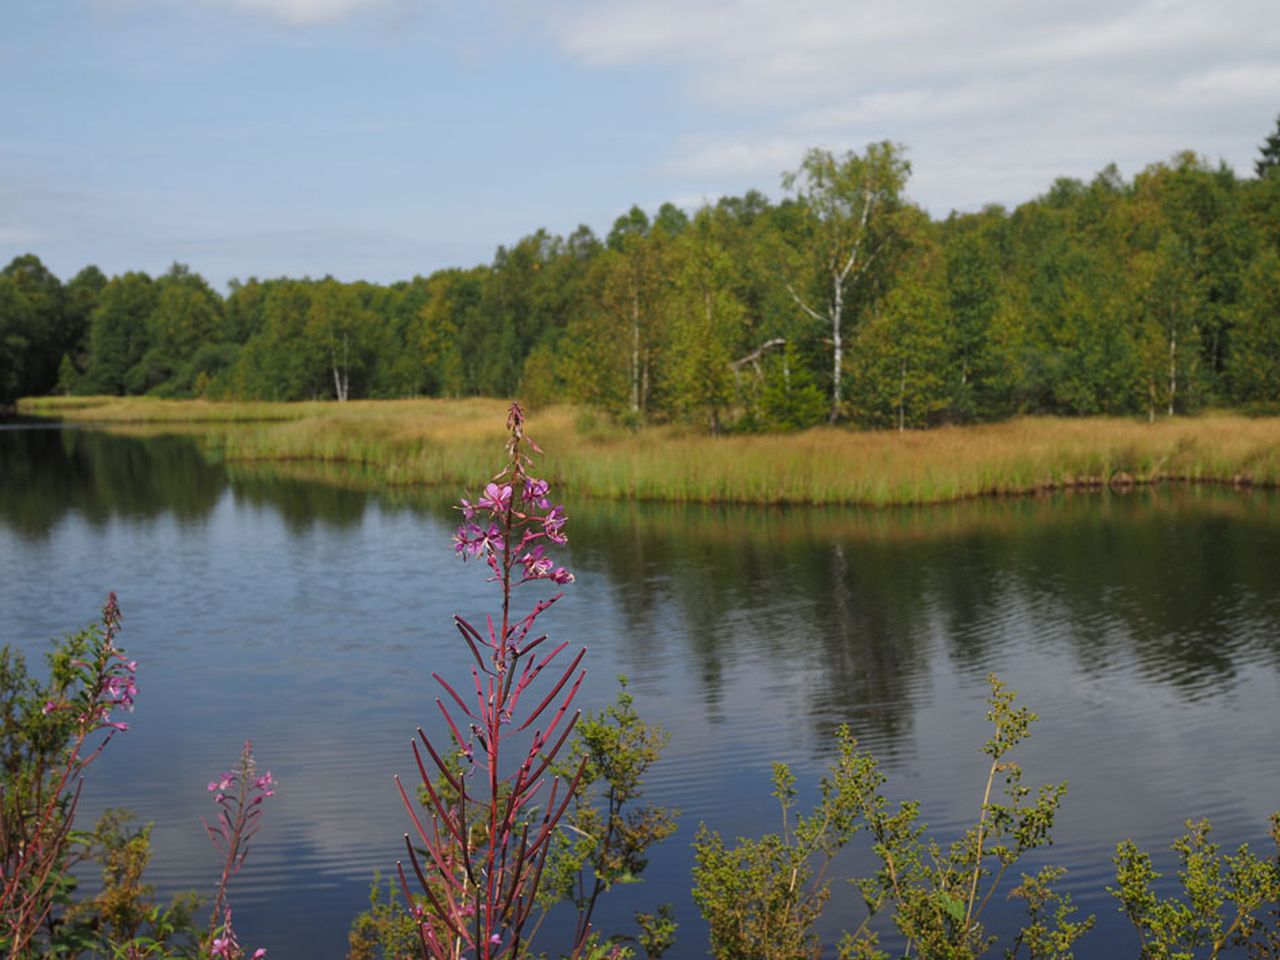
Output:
[{"xmin": 18, "ymin": 395, "xmax": 1280, "ymax": 507}]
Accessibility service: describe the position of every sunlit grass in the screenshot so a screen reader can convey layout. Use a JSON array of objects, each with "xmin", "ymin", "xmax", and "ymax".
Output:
[{"xmin": 21, "ymin": 396, "xmax": 1280, "ymax": 506}]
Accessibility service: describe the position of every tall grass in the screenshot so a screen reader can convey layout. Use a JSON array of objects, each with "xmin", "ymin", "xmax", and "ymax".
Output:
[{"xmin": 21, "ymin": 397, "xmax": 1280, "ymax": 506}]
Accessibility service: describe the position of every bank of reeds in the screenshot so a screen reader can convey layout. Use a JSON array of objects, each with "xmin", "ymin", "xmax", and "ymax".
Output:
[{"xmin": 20, "ymin": 396, "xmax": 1280, "ymax": 506}]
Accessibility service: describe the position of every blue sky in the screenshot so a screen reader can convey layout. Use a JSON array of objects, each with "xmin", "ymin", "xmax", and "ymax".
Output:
[{"xmin": 3, "ymin": 0, "xmax": 1277, "ymax": 290}]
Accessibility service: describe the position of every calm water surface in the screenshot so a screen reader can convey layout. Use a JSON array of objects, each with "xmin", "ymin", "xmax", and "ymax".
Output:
[{"xmin": 2, "ymin": 424, "xmax": 1279, "ymax": 957}]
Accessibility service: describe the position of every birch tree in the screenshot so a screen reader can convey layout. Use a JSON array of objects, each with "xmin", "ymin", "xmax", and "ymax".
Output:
[
  {"xmin": 306, "ymin": 278, "xmax": 368, "ymax": 402},
  {"xmin": 782, "ymin": 143, "xmax": 910, "ymax": 422}
]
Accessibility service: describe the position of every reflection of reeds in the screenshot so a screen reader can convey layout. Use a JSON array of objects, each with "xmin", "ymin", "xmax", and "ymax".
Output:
[{"xmin": 23, "ymin": 397, "xmax": 1280, "ymax": 506}]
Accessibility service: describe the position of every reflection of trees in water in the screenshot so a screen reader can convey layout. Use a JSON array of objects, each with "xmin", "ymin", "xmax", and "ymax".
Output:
[
  {"xmin": 0, "ymin": 427, "xmax": 225, "ymax": 536},
  {"xmin": 0, "ymin": 427, "xmax": 396, "ymax": 539},
  {"xmin": 568, "ymin": 502, "xmax": 939, "ymax": 754},
  {"xmin": 1005, "ymin": 492, "xmax": 1280, "ymax": 698},
  {"xmin": 568, "ymin": 489, "xmax": 1280, "ymax": 754},
  {"xmin": 226, "ymin": 466, "xmax": 371, "ymax": 534}
]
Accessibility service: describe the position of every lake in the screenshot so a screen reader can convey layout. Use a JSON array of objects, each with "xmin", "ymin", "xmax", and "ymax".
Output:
[{"xmin": 2, "ymin": 423, "xmax": 1279, "ymax": 957}]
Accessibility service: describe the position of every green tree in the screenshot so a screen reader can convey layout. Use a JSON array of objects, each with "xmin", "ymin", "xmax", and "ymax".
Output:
[
  {"xmin": 666, "ymin": 212, "xmax": 744, "ymax": 433},
  {"xmin": 137, "ymin": 263, "xmax": 224, "ymax": 395},
  {"xmin": 759, "ymin": 341, "xmax": 826, "ymax": 429},
  {"xmin": 305, "ymin": 279, "xmax": 370, "ymax": 402},
  {"xmin": 82, "ymin": 272, "xmax": 156, "ymax": 396},
  {"xmin": 848, "ymin": 265, "xmax": 950, "ymax": 430},
  {"xmin": 1256, "ymin": 113, "xmax": 1280, "ymax": 178},
  {"xmin": 1133, "ymin": 236, "xmax": 1204, "ymax": 417},
  {"xmin": 417, "ymin": 268, "xmax": 483, "ymax": 398},
  {"xmin": 1227, "ymin": 248, "xmax": 1280, "ymax": 404},
  {"xmin": 941, "ymin": 210, "xmax": 1005, "ymax": 421},
  {"xmin": 0, "ymin": 255, "xmax": 65, "ymax": 400},
  {"xmin": 781, "ymin": 143, "xmax": 912, "ymax": 422},
  {"xmin": 0, "ymin": 275, "xmax": 36, "ymax": 403},
  {"xmin": 62, "ymin": 266, "xmax": 107, "ymax": 380},
  {"xmin": 562, "ymin": 225, "xmax": 671, "ymax": 420},
  {"xmin": 225, "ymin": 280, "xmax": 322, "ymax": 400}
]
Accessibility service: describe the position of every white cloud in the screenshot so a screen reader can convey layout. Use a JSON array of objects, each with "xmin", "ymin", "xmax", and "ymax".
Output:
[
  {"xmin": 662, "ymin": 136, "xmax": 807, "ymax": 179},
  {"xmin": 541, "ymin": 0, "xmax": 1280, "ymax": 211},
  {"xmin": 207, "ymin": 0, "xmax": 394, "ymax": 25}
]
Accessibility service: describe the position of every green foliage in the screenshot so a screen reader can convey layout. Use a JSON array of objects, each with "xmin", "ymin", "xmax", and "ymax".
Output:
[
  {"xmin": 693, "ymin": 676, "xmax": 1091, "ymax": 960},
  {"xmin": 541, "ymin": 677, "xmax": 679, "ymax": 955},
  {"xmin": 666, "ymin": 213, "xmax": 744, "ymax": 433},
  {"xmin": 848, "ymin": 258, "xmax": 951, "ymax": 429},
  {"xmin": 692, "ymin": 729, "xmax": 870, "ymax": 960},
  {"xmin": 1112, "ymin": 814, "xmax": 1280, "ymax": 959},
  {"xmin": 62, "ymin": 810, "xmax": 202, "ymax": 958},
  {"xmin": 1228, "ymin": 249, "xmax": 1280, "ymax": 403},
  {"xmin": 84, "ymin": 272, "xmax": 158, "ymax": 396},
  {"xmin": 1004, "ymin": 866, "xmax": 1096, "ymax": 960},
  {"xmin": 345, "ymin": 873, "xmax": 425, "ymax": 960},
  {"xmin": 760, "ymin": 341, "xmax": 827, "ymax": 430},
  {"xmin": 1258, "ymin": 115, "xmax": 1280, "ymax": 179}
]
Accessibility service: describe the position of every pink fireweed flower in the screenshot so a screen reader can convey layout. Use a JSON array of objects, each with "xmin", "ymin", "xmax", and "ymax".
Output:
[
  {"xmin": 209, "ymin": 772, "xmax": 235, "ymax": 793},
  {"xmin": 42, "ymin": 699, "xmax": 58, "ymax": 715},
  {"xmin": 454, "ymin": 522, "xmax": 503, "ymax": 559},
  {"xmin": 255, "ymin": 771, "xmax": 275, "ymax": 796},
  {"xmin": 106, "ymin": 674, "xmax": 138, "ymax": 708},
  {"xmin": 520, "ymin": 545, "xmax": 553, "ymax": 579},
  {"xmin": 543, "ymin": 505, "xmax": 568, "ymax": 544},
  {"xmin": 523, "ymin": 477, "xmax": 551, "ymax": 509},
  {"xmin": 477, "ymin": 482, "xmax": 512, "ymax": 512},
  {"xmin": 549, "ymin": 567, "xmax": 574, "ymax": 585}
]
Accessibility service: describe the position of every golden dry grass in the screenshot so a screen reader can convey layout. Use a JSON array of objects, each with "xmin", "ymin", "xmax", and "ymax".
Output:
[{"xmin": 21, "ymin": 396, "xmax": 1280, "ymax": 506}]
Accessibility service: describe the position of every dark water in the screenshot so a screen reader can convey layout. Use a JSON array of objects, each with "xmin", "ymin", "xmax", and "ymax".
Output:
[{"xmin": 2, "ymin": 425, "xmax": 1279, "ymax": 957}]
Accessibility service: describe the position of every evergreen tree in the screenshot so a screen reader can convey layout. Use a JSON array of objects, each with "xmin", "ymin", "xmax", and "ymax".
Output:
[{"xmin": 1256, "ymin": 113, "xmax": 1280, "ymax": 178}]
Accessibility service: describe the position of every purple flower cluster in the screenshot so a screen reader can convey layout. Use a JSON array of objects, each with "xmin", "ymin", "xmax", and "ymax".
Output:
[
  {"xmin": 204, "ymin": 740, "xmax": 275, "ymax": 938},
  {"xmin": 40, "ymin": 592, "xmax": 137, "ymax": 732},
  {"xmin": 452, "ymin": 440, "xmax": 574, "ymax": 588},
  {"xmin": 207, "ymin": 767, "xmax": 275, "ymax": 806}
]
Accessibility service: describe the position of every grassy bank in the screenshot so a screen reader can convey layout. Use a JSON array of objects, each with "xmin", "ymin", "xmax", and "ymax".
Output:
[{"xmin": 19, "ymin": 395, "xmax": 1280, "ymax": 506}]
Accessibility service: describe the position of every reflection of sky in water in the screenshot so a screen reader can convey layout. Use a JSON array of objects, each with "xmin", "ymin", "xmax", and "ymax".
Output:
[{"xmin": 2, "ymin": 425, "xmax": 1280, "ymax": 957}]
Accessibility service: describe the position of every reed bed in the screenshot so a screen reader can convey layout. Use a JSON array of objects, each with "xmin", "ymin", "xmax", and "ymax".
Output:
[{"xmin": 22, "ymin": 397, "xmax": 1280, "ymax": 506}]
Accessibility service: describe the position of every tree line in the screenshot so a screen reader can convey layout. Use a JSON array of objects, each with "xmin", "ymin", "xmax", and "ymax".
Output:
[{"xmin": 3, "ymin": 123, "xmax": 1280, "ymax": 430}]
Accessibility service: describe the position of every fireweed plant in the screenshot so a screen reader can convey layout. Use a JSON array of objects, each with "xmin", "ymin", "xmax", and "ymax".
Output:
[
  {"xmin": 1, "ymin": 593, "xmax": 137, "ymax": 955},
  {"xmin": 204, "ymin": 740, "xmax": 275, "ymax": 959},
  {"xmin": 0, "ymin": 597, "xmax": 277, "ymax": 959},
  {"xmin": 396, "ymin": 402, "xmax": 588, "ymax": 960}
]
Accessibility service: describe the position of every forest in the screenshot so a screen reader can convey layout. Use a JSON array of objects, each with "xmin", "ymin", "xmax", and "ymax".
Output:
[{"xmin": 3, "ymin": 127, "xmax": 1280, "ymax": 432}]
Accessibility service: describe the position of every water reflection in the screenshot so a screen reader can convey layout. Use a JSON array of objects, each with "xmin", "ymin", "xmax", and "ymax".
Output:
[
  {"xmin": 1, "ymin": 427, "xmax": 220, "ymax": 534},
  {"xmin": 2, "ymin": 425, "xmax": 1278, "ymax": 957},
  {"xmin": 565, "ymin": 491, "xmax": 1280, "ymax": 750}
]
